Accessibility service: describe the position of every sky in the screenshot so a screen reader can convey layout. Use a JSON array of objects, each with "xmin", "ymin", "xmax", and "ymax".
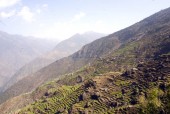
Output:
[{"xmin": 0, "ymin": 0, "xmax": 170, "ymax": 41}]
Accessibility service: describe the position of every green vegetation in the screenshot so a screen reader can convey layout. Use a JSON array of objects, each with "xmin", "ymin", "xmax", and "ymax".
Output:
[
  {"xmin": 20, "ymin": 85, "xmax": 83, "ymax": 114},
  {"xmin": 139, "ymin": 88, "xmax": 163, "ymax": 114},
  {"xmin": 17, "ymin": 34, "xmax": 170, "ymax": 113},
  {"xmin": 2, "ymin": 30, "xmax": 167, "ymax": 113}
]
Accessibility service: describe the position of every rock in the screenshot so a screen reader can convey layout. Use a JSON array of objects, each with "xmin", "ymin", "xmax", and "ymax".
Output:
[
  {"xmin": 95, "ymin": 92, "xmax": 100, "ymax": 97},
  {"xmin": 131, "ymin": 82, "xmax": 137, "ymax": 86},
  {"xmin": 123, "ymin": 70, "xmax": 131, "ymax": 77},
  {"xmin": 130, "ymin": 97, "xmax": 137, "ymax": 105},
  {"xmin": 91, "ymin": 92, "xmax": 100, "ymax": 100},
  {"xmin": 137, "ymin": 63, "xmax": 144, "ymax": 67},
  {"xmin": 110, "ymin": 101, "xmax": 118, "ymax": 107},
  {"xmin": 161, "ymin": 75, "xmax": 166, "ymax": 80},
  {"xmin": 84, "ymin": 102, "xmax": 90, "ymax": 108},
  {"xmin": 159, "ymin": 83, "xmax": 166, "ymax": 91},
  {"xmin": 58, "ymin": 108, "xmax": 65, "ymax": 113},
  {"xmin": 44, "ymin": 92, "xmax": 49, "ymax": 96},
  {"xmin": 84, "ymin": 80, "xmax": 96, "ymax": 89},
  {"xmin": 77, "ymin": 75, "xmax": 84, "ymax": 83},
  {"xmin": 121, "ymin": 89, "xmax": 125, "ymax": 95},
  {"xmin": 82, "ymin": 92, "xmax": 88, "ymax": 101},
  {"xmin": 132, "ymin": 68, "xmax": 138, "ymax": 71},
  {"xmin": 79, "ymin": 93, "xmax": 87, "ymax": 101}
]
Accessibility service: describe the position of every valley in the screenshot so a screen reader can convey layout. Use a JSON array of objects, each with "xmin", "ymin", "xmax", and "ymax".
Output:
[{"xmin": 0, "ymin": 1, "xmax": 169, "ymax": 114}]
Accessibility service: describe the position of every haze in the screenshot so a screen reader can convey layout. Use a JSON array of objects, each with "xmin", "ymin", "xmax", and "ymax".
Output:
[{"xmin": 0, "ymin": 0, "xmax": 170, "ymax": 41}]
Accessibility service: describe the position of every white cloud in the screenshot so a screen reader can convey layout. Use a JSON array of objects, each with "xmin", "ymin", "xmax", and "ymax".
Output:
[
  {"xmin": 92, "ymin": 20, "xmax": 112, "ymax": 33},
  {"xmin": 18, "ymin": 6, "xmax": 34, "ymax": 22},
  {"xmin": 35, "ymin": 4, "xmax": 48, "ymax": 14},
  {"xmin": 0, "ymin": 0, "xmax": 20, "ymax": 8},
  {"xmin": 36, "ymin": 9, "xmax": 41, "ymax": 14},
  {"xmin": 33, "ymin": 12, "xmax": 87, "ymax": 40},
  {"xmin": 42, "ymin": 4, "xmax": 48, "ymax": 8},
  {"xmin": 34, "ymin": 22, "xmax": 74, "ymax": 40},
  {"xmin": 72, "ymin": 12, "xmax": 86, "ymax": 21},
  {"xmin": 0, "ymin": 10, "xmax": 16, "ymax": 18}
]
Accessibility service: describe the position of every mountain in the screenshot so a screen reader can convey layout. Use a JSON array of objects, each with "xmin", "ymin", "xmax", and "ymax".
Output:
[
  {"xmin": 0, "ymin": 7, "xmax": 170, "ymax": 113},
  {"xmin": 0, "ymin": 31, "xmax": 57, "ymax": 89},
  {"xmin": 1, "ymin": 32, "xmax": 105, "ymax": 92},
  {"xmin": 1, "ymin": 25, "xmax": 170, "ymax": 113},
  {"xmin": 8, "ymin": 55, "xmax": 167, "ymax": 114},
  {"xmin": 15, "ymin": 55, "xmax": 169, "ymax": 114}
]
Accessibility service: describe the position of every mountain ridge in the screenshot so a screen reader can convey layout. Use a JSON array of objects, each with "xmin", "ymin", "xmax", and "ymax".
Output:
[
  {"xmin": 1, "ymin": 32, "xmax": 105, "ymax": 92},
  {"xmin": 0, "ymin": 7, "xmax": 170, "ymax": 111},
  {"xmin": 0, "ymin": 31, "xmax": 57, "ymax": 90}
]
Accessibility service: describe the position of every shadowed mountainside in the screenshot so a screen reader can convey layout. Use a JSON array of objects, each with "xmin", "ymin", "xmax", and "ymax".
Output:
[
  {"xmin": 0, "ymin": 31, "xmax": 57, "ymax": 90},
  {"xmin": 1, "ymin": 32, "xmax": 105, "ymax": 92}
]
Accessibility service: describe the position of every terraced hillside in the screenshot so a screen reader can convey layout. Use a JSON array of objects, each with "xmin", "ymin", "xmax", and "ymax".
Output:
[
  {"xmin": 1, "ymin": 7, "xmax": 170, "ymax": 114},
  {"xmin": 2, "ymin": 7, "xmax": 170, "ymax": 105},
  {"xmin": 1, "ymin": 25, "xmax": 170, "ymax": 113},
  {"xmin": 57, "ymin": 27, "xmax": 170, "ymax": 86},
  {"xmin": 18, "ymin": 55, "xmax": 170, "ymax": 114}
]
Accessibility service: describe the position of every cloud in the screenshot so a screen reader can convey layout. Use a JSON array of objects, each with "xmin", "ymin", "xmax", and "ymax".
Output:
[
  {"xmin": 36, "ymin": 4, "xmax": 48, "ymax": 14},
  {"xmin": 0, "ymin": 0, "xmax": 20, "ymax": 8},
  {"xmin": 42, "ymin": 4, "xmax": 48, "ymax": 8},
  {"xmin": 33, "ymin": 13, "xmax": 111, "ymax": 41},
  {"xmin": 33, "ymin": 19, "xmax": 112, "ymax": 41},
  {"xmin": 36, "ymin": 9, "xmax": 41, "ymax": 14},
  {"xmin": 33, "ymin": 12, "xmax": 87, "ymax": 40},
  {"xmin": 0, "ymin": 10, "xmax": 16, "ymax": 18},
  {"xmin": 33, "ymin": 22, "xmax": 95, "ymax": 40},
  {"xmin": 72, "ymin": 12, "xmax": 86, "ymax": 21},
  {"xmin": 18, "ymin": 6, "xmax": 34, "ymax": 22}
]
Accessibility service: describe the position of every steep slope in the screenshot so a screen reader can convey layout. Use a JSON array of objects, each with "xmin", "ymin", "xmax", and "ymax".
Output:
[
  {"xmin": 1, "ymin": 32, "xmax": 105, "ymax": 92},
  {"xmin": 0, "ymin": 31, "xmax": 56, "ymax": 89},
  {"xmin": 1, "ymin": 52, "xmax": 169, "ymax": 113},
  {"xmin": 1, "ymin": 7, "xmax": 170, "ymax": 106},
  {"xmin": 17, "ymin": 55, "xmax": 170, "ymax": 114}
]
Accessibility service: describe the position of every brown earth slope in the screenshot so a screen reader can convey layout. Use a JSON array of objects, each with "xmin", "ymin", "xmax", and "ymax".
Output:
[{"xmin": 1, "ymin": 7, "xmax": 170, "ymax": 108}]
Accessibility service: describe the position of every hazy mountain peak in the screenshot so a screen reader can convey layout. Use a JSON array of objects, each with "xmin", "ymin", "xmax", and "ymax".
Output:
[
  {"xmin": 0, "ymin": 31, "xmax": 57, "ymax": 90},
  {"xmin": 0, "ymin": 31, "xmax": 105, "ymax": 93}
]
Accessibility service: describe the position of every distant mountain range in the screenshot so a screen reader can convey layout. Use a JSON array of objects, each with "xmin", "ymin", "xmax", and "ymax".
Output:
[
  {"xmin": 0, "ymin": 31, "xmax": 105, "ymax": 92},
  {"xmin": 0, "ymin": 32, "xmax": 57, "ymax": 89},
  {"xmin": 0, "ymin": 7, "xmax": 170, "ymax": 114}
]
